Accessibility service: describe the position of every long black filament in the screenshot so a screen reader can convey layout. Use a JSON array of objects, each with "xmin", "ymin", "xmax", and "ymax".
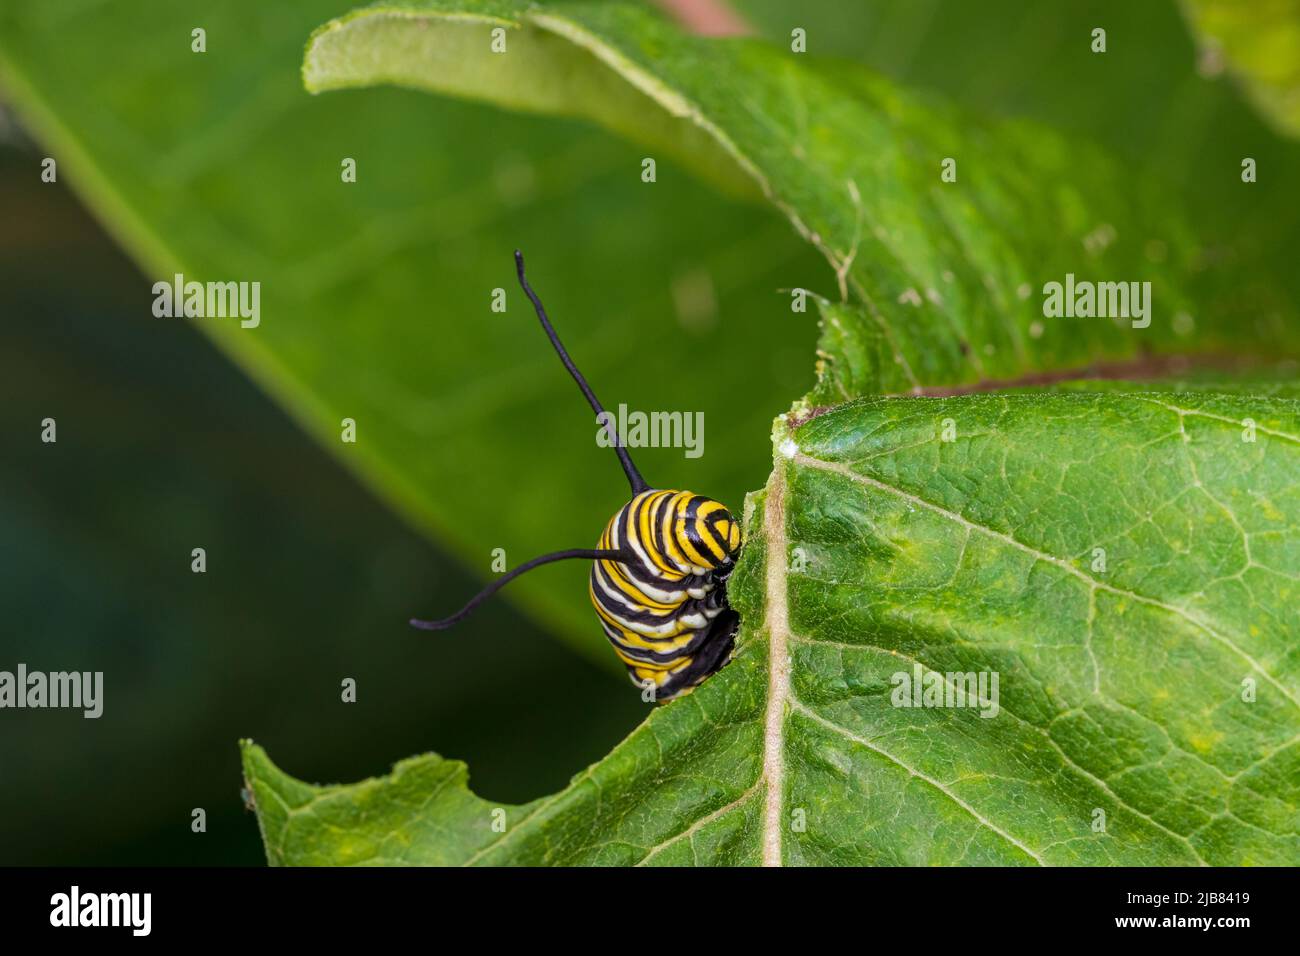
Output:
[
  {"xmin": 410, "ymin": 548, "xmax": 626, "ymax": 631},
  {"xmin": 413, "ymin": 253, "xmax": 647, "ymax": 634},
  {"xmin": 514, "ymin": 249, "xmax": 650, "ymax": 495}
]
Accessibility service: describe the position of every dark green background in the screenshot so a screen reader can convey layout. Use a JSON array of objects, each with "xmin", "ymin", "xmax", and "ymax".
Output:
[{"xmin": 0, "ymin": 125, "xmax": 650, "ymax": 865}]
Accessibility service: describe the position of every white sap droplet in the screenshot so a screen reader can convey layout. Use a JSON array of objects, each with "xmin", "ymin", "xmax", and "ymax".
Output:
[{"xmin": 1197, "ymin": 41, "xmax": 1225, "ymax": 78}]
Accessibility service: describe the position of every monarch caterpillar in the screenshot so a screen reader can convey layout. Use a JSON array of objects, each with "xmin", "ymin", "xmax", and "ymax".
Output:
[{"xmin": 411, "ymin": 251, "xmax": 742, "ymax": 702}]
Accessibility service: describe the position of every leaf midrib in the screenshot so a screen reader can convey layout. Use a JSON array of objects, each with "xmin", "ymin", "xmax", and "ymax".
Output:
[{"xmin": 759, "ymin": 462, "xmax": 791, "ymax": 866}]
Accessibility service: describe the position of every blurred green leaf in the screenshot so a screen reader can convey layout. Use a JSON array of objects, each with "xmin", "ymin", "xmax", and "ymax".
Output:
[
  {"xmin": 245, "ymin": 388, "xmax": 1300, "ymax": 865},
  {"xmin": 1181, "ymin": 0, "xmax": 1300, "ymax": 138},
  {"xmin": 0, "ymin": 1, "xmax": 826, "ymax": 667},
  {"xmin": 734, "ymin": 0, "xmax": 1300, "ymax": 345},
  {"xmin": 304, "ymin": 0, "xmax": 1299, "ymax": 395}
]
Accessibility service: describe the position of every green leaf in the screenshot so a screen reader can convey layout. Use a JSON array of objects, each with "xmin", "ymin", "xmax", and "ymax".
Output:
[
  {"xmin": 243, "ymin": 388, "xmax": 1300, "ymax": 865},
  {"xmin": 302, "ymin": 0, "xmax": 1300, "ymax": 395},
  {"xmin": 1181, "ymin": 0, "xmax": 1300, "ymax": 138},
  {"xmin": 732, "ymin": 0, "xmax": 1300, "ymax": 329}
]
